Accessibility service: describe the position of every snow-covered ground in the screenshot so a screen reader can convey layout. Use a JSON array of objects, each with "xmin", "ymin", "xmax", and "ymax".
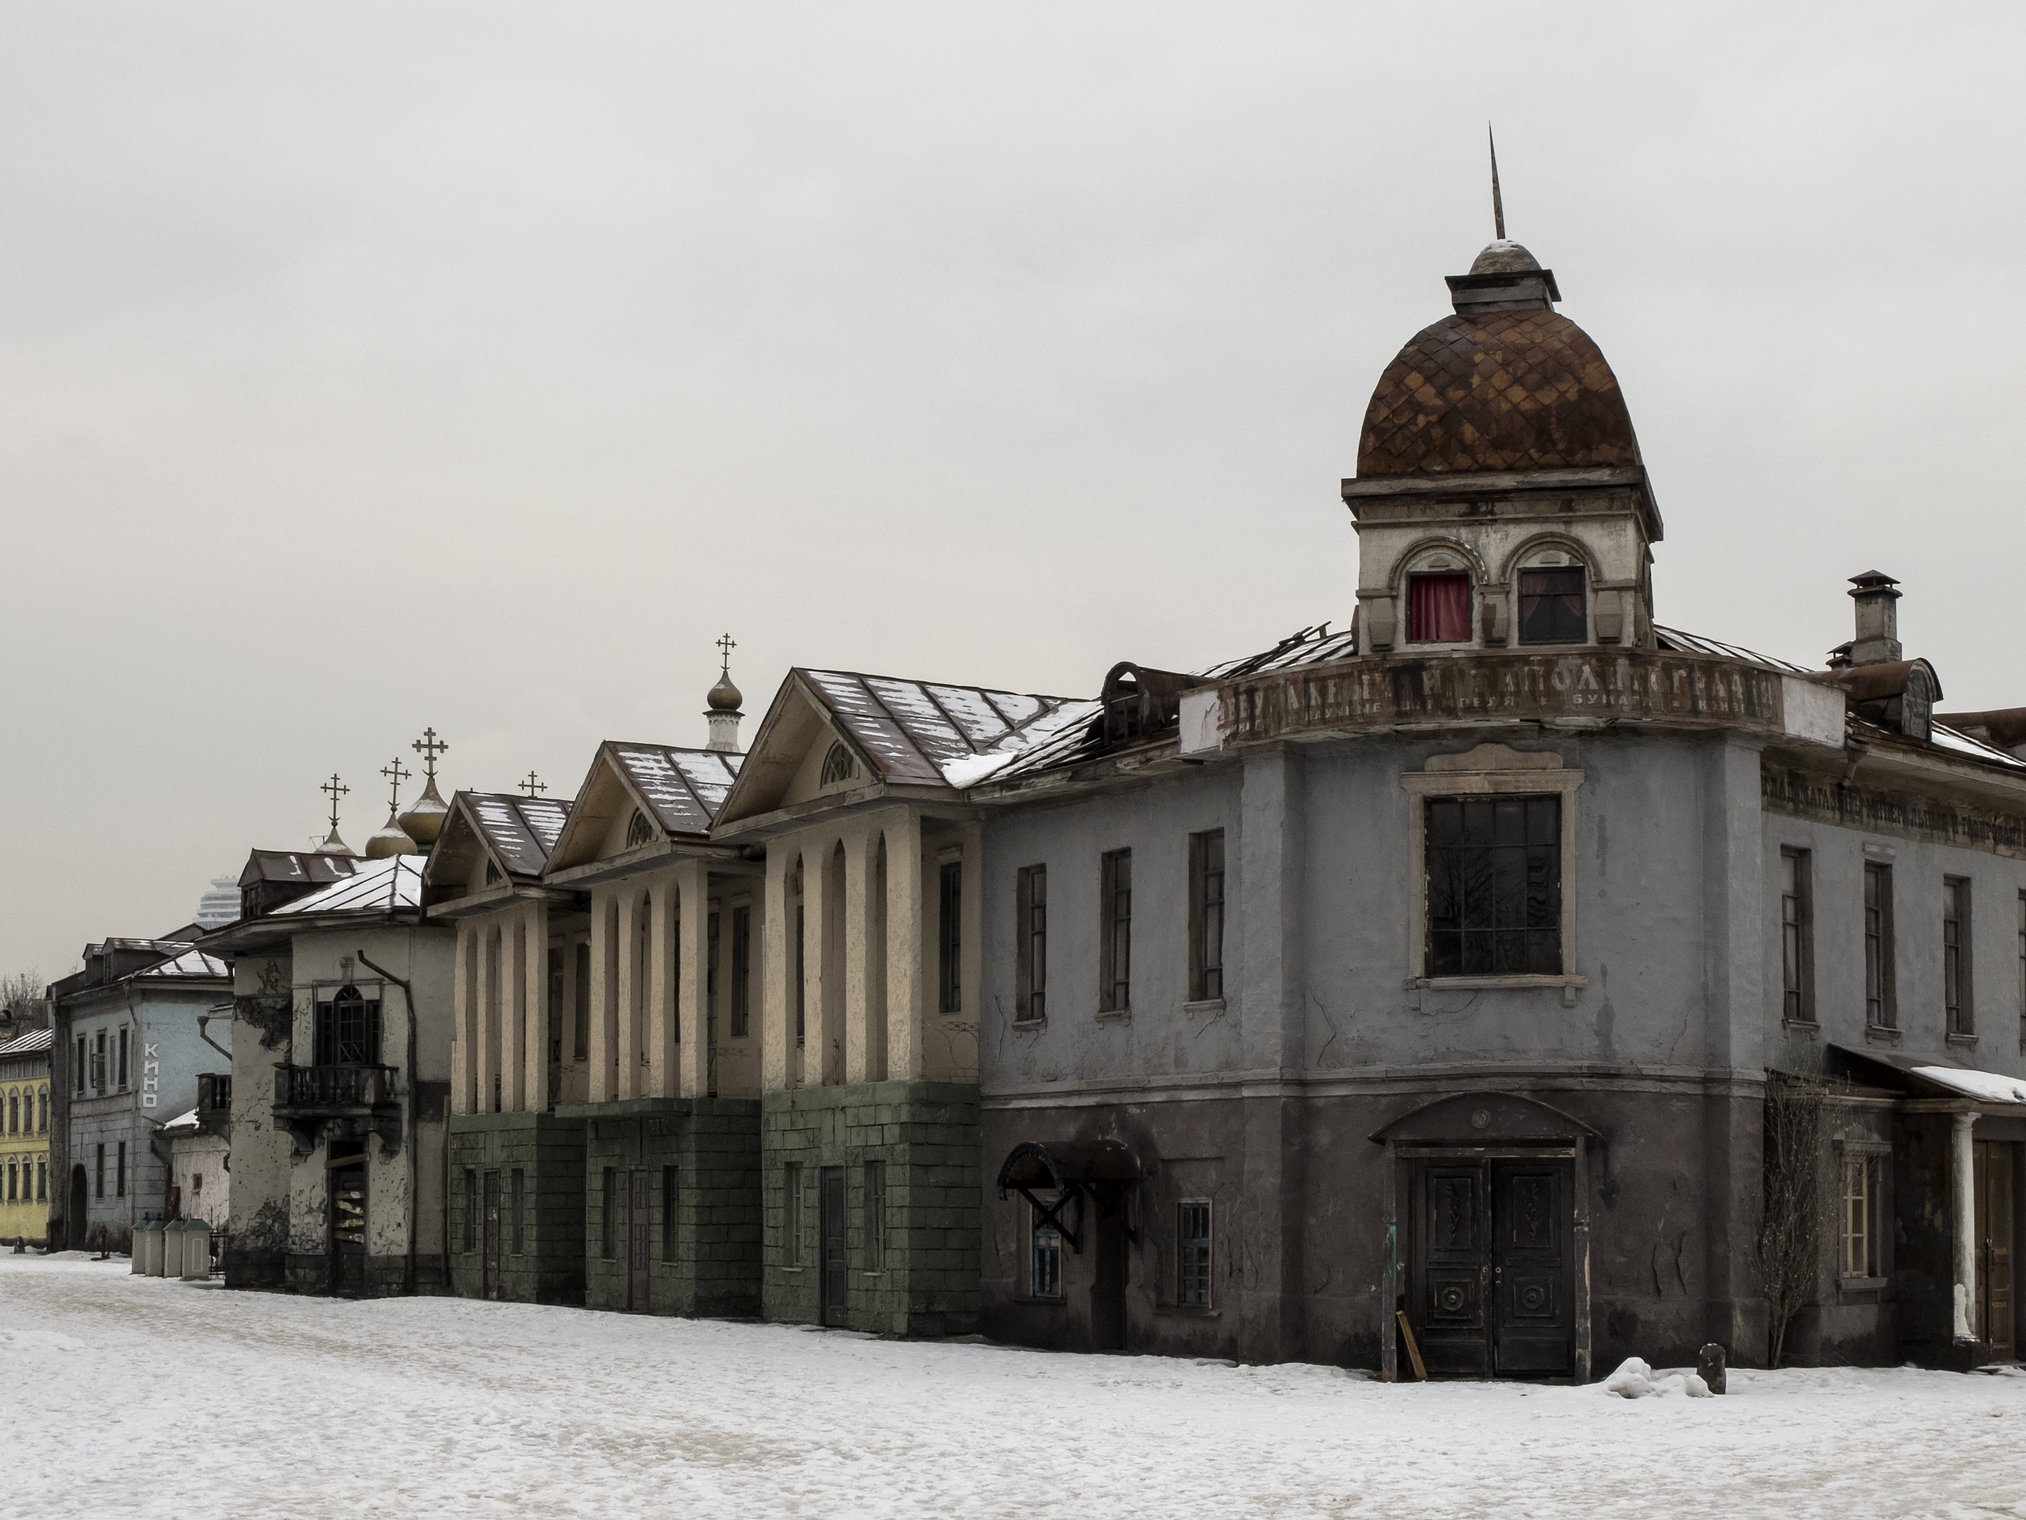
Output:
[{"xmin": 6, "ymin": 1254, "xmax": 2023, "ymax": 1519}]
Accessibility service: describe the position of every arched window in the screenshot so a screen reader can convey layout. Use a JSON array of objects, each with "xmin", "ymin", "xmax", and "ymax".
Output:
[
  {"xmin": 819, "ymin": 743, "xmax": 858, "ymax": 787},
  {"xmin": 38, "ymin": 1087, "xmax": 48, "ymax": 1132},
  {"xmin": 1405, "ymin": 551, "xmax": 1473, "ymax": 644},
  {"xmin": 625, "ymin": 809, "xmax": 656, "ymax": 849},
  {"xmin": 1517, "ymin": 552, "xmax": 1588, "ymax": 645},
  {"xmin": 6, "ymin": 1090, "xmax": 15, "ymax": 1134},
  {"xmin": 315, "ymin": 984, "xmax": 382, "ymax": 1067}
]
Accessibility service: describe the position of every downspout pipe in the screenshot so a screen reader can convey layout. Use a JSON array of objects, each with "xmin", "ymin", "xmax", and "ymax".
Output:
[{"xmin": 355, "ymin": 947, "xmax": 420, "ymax": 1296}]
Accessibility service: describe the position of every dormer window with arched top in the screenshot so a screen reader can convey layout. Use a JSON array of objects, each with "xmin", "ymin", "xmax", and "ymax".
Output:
[
  {"xmin": 819, "ymin": 742, "xmax": 858, "ymax": 787},
  {"xmin": 625, "ymin": 809, "xmax": 655, "ymax": 849},
  {"xmin": 1517, "ymin": 556, "xmax": 1588, "ymax": 645},
  {"xmin": 1407, "ymin": 571, "xmax": 1472, "ymax": 644}
]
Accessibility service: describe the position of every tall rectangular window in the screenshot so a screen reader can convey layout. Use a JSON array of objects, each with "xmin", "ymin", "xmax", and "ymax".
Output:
[
  {"xmin": 462, "ymin": 1169, "xmax": 476, "ymax": 1252},
  {"xmin": 1178, "ymin": 1201, "xmax": 1212, "ymax": 1307},
  {"xmin": 95, "ymin": 1143, "xmax": 105, "ymax": 1198},
  {"xmin": 116, "ymin": 1140, "xmax": 126, "ymax": 1198},
  {"xmin": 1517, "ymin": 567, "xmax": 1587, "ymax": 645},
  {"xmin": 1944, "ymin": 877, "xmax": 1973, "ymax": 1036},
  {"xmin": 794, "ymin": 901, "xmax": 807, "ymax": 1047},
  {"xmin": 75, "ymin": 1036, "xmax": 85, "ymax": 1095},
  {"xmin": 1426, "ymin": 796, "xmax": 1562, "ymax": 976},
  {"xmin": 315, "ymin": 991, "xmax": 382, "ymax": 1066},
  {"xmin": 863, "ymin": 1160, "xmax": 886, "ymax": 1273},
  {"xmin": 601, "ymin": 1167, "xmax": 617, "ymax": 1259},
  {"xmin": 1100, "ymin": 849, "xmax": 1133, "ymax": 1012},
  {"xmin": 37, "ymin": 1159, "xmax": 46, "ymax": 1201},
  {"xmin": 1781, "ymin": 848, "xmax": 1814, "ymax": 1022},
  {"xmin": 938, "ymin": 859, "xmax": 963, "ymax": 1014},
  {"xmin": 117, "ymin": 1026, "xmax": 129, "ymax": 1090},
  {"xmin": 730, "ymin": 905, "xmax": 752, "ymax": 1038},
  {"xmin": 707, "ymin": 909, "xmax": 720, "ymax": 1023},
  {"xmin": 1030, "ymin": 1195, "xmax": 1062, "ymax": 1300},
  {"xmin": 92, "ymin": 1031, "xmax": 105, "ymax": 1094},
  {"xmin": 662, "ymin": 1165, "xmax": 679, "ymax": 1260},
  {"xmin": 1407, "ymin": 572, "xmax": 1472, "ymax": 643},
  {"xmin": 1841, "ymin": 1153, "xmax": 1879, "ymax": 1278},
  {"xmin": 1190, "ymin": 830, "xmax": 1226, "ymax": 1003},
  {"xmin": 784, "ymin": 1163, "xmax": 803, "ymax": 1266},
  {"xmin": 1015, "ymin": 865, "xmax": 1048, "ymax": 1023},
  {"xmin": 572, "ymin": 940, "xmax": 591, "ymax": 1060},
  {"xmin": 1865, "ymin": 862, "xmax": 1896, "ymax": 1028},
  {"xmin": 510, "ymin": 1169, "xmax": 525, "ymax": 1255}
]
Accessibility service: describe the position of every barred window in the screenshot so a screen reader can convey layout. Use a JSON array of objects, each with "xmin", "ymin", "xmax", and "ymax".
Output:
[
  {"xmin": 1178, "ymin": 1200, "xmax": 1212, "ymax": 1308},
  {"xmin": 1425, "ymin": 796, "xmax": 1562, "ymax": 976}
]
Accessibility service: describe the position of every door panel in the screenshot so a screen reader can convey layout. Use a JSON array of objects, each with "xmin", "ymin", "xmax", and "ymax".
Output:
[
  {"xmin": 482, "ymin": 1170, "xmax": 501, "ymax": 1300},
  {"xmin": 820, "ymin": 1166, "xmax": 847, "ymax": 1326},
  {"xmin": 1492, "ymin": 1160, "xmax": 1575, "ymax": 1377},
  {"xmin": 629, "ymin": 1170, "xmax": 652, "ymax": 1312},
  {"xmin": 330, "ymin": 1162, "xmax": 367, "ymax": 1294},
  {"xmin": 1414, "ymin": 1164, "xmax": 1490, "ymax": 1377},
  {"xmin": 1974, "ymin": 1142, "xmax": 2014, "ymax": 1359},
  {"xmin": 1408, "ymin": 1155, "xmax": 1575, "ymax": 1380}
]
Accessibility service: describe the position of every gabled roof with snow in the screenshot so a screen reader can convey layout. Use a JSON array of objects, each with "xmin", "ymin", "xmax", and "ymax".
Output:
[
  {"xmin": 136, "ymin": 947, "xmax": 230, "ymax": 981},
  {"xmin": 270, "ymin": 856, "xmax": 423, "ymax": 917},
  {"xmin": 800, "ymin": 670, "xmax": 1087, "ymax": 787},
  {"xmin": 467, "ymin": 791, "xmax": 572, "ymax": 877},
  {"xmin": 0, "ymin": 1027, "xmax": 53, "ymax": 1058},
  {"xmin": 610, "ymin": 744, "xmax": 741, "ymax": 836},
  {"xmin": 238, "ymin": 850, "xmax": 360, "ymax": 890}
]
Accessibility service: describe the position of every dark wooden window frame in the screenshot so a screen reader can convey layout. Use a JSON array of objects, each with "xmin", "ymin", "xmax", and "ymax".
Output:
[
  {"xmin": 1865, "ymin": 861, "xmax": 1897, "ymax": 1030},
  {"xmin": 937, "ymin": 858, "xmax": 963, "ymax": 1014},
  {"xmin": 1177, "ymin": 1199, "xmax": 1212, "ymax": 1308},
  {"xmin": 1099, "ymin": 849, "xmax": 1133, "ymax": 1013},
  {"xmin": 1014, "ymin": 865, "xmax": 1047, "ymax": 1024},
  {"xmin": 1781, "ymin": 846, "xmax": 1815, "ymax": 1024},
  {"xmin": 730, "ymin": 904, "xmax": 752, "ymax": 1038},
  {"xmin": 1188, "ymin": 830, "xmax": 1226, "ymax": 1004},
  {"xmin": 1944, "ymin": 875, "xmax": 1973, "ymax": 1038}
]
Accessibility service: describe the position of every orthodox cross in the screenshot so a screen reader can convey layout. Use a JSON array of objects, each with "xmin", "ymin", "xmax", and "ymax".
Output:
[
  {"xmin": 381, "ymin": 756, "xmax": 412, "ymax": 811},
  {"xmin": 411, "ymin": 726, "xmax": 449, "ymax": 782},
  {"xmin": 320, "ymin": 773, "xmax": 349, "ymax": 832},
  {"xmin": 716, "ymin": 631, "xmax": 736, "ymax": 673},
  {"xmin": 519, "ymin": 770, "xmax": 548, "ymax": 798},
  {"xmin": 1488, "ymin": 122, "xmax": 1506, "ymax": 241}
]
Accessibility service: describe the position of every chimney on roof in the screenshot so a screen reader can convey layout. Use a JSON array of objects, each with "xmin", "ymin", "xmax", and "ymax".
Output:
[{"xmin": 1847, "ymin": 571, "xmax": 1902, "ymax": 667}]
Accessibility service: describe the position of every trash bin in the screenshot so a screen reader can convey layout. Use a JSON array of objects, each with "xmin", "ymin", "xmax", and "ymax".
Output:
[
  {"xmin": 161, "ymin": 1218, "xmax": 187, "ymax": 1279},
  {"xmin": 180, "ymin": 1219, "xmax": 212, "ymax": 1281},
  {"xmin": 130, "ymin": 1221, "xmax": 158, "ymax": 1275}
]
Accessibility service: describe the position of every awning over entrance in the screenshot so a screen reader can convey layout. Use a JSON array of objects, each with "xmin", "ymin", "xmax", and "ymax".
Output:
[
  {"xmin": 994, "ymin": 1140, "xmax": 1141, "ymax": 1253},
  {"xmin": 1826, "ymin": 1045, "xmax": 2026, "ymax": 1108}
]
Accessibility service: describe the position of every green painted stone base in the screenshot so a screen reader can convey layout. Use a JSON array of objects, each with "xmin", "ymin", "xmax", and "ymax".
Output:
[
  {"xmin": 763, "ymin": 1081, "xmax": 981, "ymax": 1337},
  {"xmin": 448, "ymin": 1110, "xmax": 588, "ymax": 1305},
  {"xmin": 568, "ymin": 1097, "xmax": 763, "ymax": 1318}
]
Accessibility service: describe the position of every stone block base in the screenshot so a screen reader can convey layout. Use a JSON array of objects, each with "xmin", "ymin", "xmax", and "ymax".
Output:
[{"xmin": 448, "ymin": 1110, "xmax": 588, "ymax": 1305}]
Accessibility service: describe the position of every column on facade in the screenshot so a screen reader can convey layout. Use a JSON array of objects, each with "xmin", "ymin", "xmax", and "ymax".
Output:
[
  {"xmin": 842, "ymin": 820, "xmax": 876, "ymax": 1084},
  {"xmin": 452, "ymin": 920, "xmax": 475, "ymax": 1115},
  {"xmin": 475, "ymin": 919, "xmax": 499, "ymax": 1116},
  {"xmin": 761, "ymin": 845, "xmax": 791, "ymax": 1091},
  {"xmin": 883, "ymin": 809, "xmax": 925, "ymax": 1083},
  {"xmin": 521, "ymin": 898, "xmax": 550, "ymax": 1113},
  {"xmin": 1952, "ymin": 1109, "xmax": 1978, "ymax": 1341},
  {"xmin": 673, "ymin": 858, "xmax": 709, "ymax": 1099},
  {"xmin": 501, "ymin": 909, "xmax": 527, "ymax": 1113},
  {"xmin": 588, "ymin": 887, "xmax": 615, "ymax": 1103},
  {"xmin": 615, "ymin": 885, "xmax": 645, "ymax": 1101},
  {"xmin": 648, "ymin": 871, "xmax": 680, "ymax": 1099}
]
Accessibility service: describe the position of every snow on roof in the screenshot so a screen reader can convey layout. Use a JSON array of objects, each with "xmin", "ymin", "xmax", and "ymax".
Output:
[
  {"xmin": 1928, "ymin": 723, "xmax": 2026, "ymax": 771},
  {"xmin": 800, "ymin": 670, "xmax": 1089, "ymax": 788},
  {"xmin": 1910, "ymin": 1065, "xmax": 2026, "ymax": 1106},
  {"xmin": 610, "ymin": 746, "xmax": 742, "ymax": 837},
  {"xmin": 0, "ymin": 1027, "xmax": 53, "ymax": 1058},
  {"xmin": 239, "ymin": 850, "xmax": 360, "ymax": 889},
  {"xmin": 137, "ymin": 947, "xmax": 230, "ymax": 980},
  {"xmin": 270, "ymin": 855, "xmax": 424, "ymax": 917},
  {"xmin": 468, "ymin": 792, "xmax": 573, "ymax": 877},
  {"xmin": 158, "ymin": 1106, "xmax": 200, "ymax": 1131}
]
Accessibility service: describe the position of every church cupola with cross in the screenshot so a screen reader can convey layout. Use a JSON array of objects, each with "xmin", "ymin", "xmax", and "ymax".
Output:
[
  {"xmin": 1343, "ymin": 136, "xmax": 1661, "ymax": 656},
  {"xmin": 399, "ymin": 727, "xmax": 452, "ymax": 853},
  {"xmin": 705, "ymin": 634, "xmax": 745, "ymax": 754},
  {"xmin": 364, "ymin": 754, "xmax": 422, "ymax": 858}
]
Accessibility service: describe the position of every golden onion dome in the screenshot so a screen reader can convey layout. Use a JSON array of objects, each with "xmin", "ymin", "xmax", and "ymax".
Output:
[
  {"xmin": 707, "ymin": 671, "xmax": 743, "ymax": 713},
  {"xmin": 398, "ymin": 774, "xmax": 450, "ymax": 848},
  {"xmin": 363, "ymin": 810, "xmax": 419, "ymax": 858}
]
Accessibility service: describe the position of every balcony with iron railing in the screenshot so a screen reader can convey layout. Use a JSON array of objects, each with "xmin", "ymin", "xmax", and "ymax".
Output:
[{"xmin": 273, "ymin": 1063, "xmax": 398, "ymax": 1115}]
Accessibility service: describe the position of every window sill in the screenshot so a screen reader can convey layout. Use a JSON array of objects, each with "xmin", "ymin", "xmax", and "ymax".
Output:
[
  {"xmin": 1838, "ymin": 1275, "xmax": 1888, "ymax": 1296},
  {"xmin": 1864, "ymin": 1024, "xmax": 1902, "ymax": 1045},
  {"xmin": 1413, "ymin": 975, "xmax": 1586, "ymax": 990},
  {"xmin": 1095, "ymin": 1008, "xmax": 1132, "ymax": 1024},
  {"xmin": 1010, "ymin": 1019, "xmax": 1046, "ymax": 1032},
  {"xmin": 1010, "ymin": 1295, "xmax": 1065, "ymax": 1307},
  {"xmin": 1946, "ymin": 1032, "xmax": 1978, "ymax": 1047},
  {"xmin": 1153, "ymin": 1304, "xmax": 1221, "ymax": 1318},
  {"xmin": 1782, "ymin": 1018, "xmax": 1821, "ymax": 1034},
  {"xmin": 1183, "ymin": 999, "xmax": 1226, "ymax": 1015}
]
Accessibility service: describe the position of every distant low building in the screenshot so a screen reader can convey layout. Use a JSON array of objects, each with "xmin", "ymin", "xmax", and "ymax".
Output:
[
  {"xmin": 0, "ymin": 1026, "xmax": 53, "ymax": 1247},
  {"xmin": 160, "ymin": 1071, "xmax": 233, "ymax": 1232}
]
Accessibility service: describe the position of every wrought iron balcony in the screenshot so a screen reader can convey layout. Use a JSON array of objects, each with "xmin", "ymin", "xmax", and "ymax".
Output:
[{"xmin": 273, "ymin": 1063, "xmax": 398, "ymax": 1115}]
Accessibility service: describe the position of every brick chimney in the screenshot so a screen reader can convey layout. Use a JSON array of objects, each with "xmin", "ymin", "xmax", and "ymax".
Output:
[{"xmin": 1846, "ymin": 571, "xmax": 1902, "ymax": 667}]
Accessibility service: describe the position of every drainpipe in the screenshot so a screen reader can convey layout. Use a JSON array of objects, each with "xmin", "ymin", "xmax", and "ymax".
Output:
[
  {"xmin": 196, "ymin": 1010, "xmax": 232, "ymax": 1064},
  {"xmin": 355, "ymin": 947, "xmax": 420, "ymax": 1296},
  {"xmin": 1951, "ymin": 1109, "xmax": 1977, "ymax": 1343}
]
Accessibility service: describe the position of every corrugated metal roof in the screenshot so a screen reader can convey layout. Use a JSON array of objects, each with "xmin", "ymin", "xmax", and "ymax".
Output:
[
  {"xmin": 467, "ymin": 792, "xmax": 573, "ymax": 877},
  {"xmin": 799, "ymin": 670, "xmax": 1088, "ymax": 788},
  {"xmin": 136, "ymin": 947, "xmax": 230, "ymax": 980},
  {"xmin": 270, "ymin": 856, "xmax": 423, "ymax": 917},
  {"xmin": 239, "ymin": 850, "xmax": 361, "ymax": 889},
  {"xmin": 1652, "ymin": 625, "xmax": 1818, "ymax": 677},
  {"xmin": 0, "ymin": 1028, "xmax": 53, "ymax": 1058},
  {"xmin": 611, "ymin": 746, "xmax": 742, "ymax": 837}
]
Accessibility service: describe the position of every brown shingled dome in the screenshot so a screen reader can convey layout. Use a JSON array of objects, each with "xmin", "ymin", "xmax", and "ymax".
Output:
[{"xmin": 1357, "ymin": 308, "xmax": 1642, "ymax": 477}]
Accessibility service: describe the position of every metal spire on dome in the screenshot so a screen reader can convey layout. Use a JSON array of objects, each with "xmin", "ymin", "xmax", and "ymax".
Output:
[
  {"xmin": 364, "ymin": 755, "xmax": 420, "ymax": 859},
  {"xmin": 401, "ymin": 727, "xmax": 452, "ymax": 851},
  {"xmin": 1489, "ymin": 123, "xmax": 1506, "ymax": 241},
  {"xmin": 705, "ymin": 633, "xmax": 745, "ymax": 754},
  {"xmin": 315, "ymin": 773, "xmax": 357, "ymax": 857}
]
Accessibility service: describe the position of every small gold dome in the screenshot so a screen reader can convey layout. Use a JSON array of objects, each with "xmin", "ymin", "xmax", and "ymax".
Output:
[
  {"xmin": 708, "ymin": 671, "xmax": 743, "ymax": 713},
  {"xmin": 363, "ymin": 810, "xmax": 419, "ymax": 858},
  {"xmin": 398, "ymin": 774, "xmax": 450, "ymax": 848},
  {"xmin": 316, "ymin": 827, "xmax": 357, "ymax": 858}
]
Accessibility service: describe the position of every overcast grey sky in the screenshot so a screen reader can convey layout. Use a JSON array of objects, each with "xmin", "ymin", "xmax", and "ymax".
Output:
[{"xmin": 4, "ymin": 3, "xmax": 2022, "ymax": 981}]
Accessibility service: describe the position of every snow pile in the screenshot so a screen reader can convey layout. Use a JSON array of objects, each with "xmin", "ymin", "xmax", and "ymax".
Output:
[{"xmin": 1601, "ymin": 1357, "xmax": 1713, "ymax": 1399}]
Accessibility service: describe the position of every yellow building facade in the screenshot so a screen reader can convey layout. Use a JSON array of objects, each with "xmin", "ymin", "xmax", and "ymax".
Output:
[{"xmin": 0, "ymin": 1027, "xmax": 52, "ymax": 1245}]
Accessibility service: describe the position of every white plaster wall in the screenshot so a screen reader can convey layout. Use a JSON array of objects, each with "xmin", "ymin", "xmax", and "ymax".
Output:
[{"xmin": 170, "ymin": 1131, "xmax": 231, "ymax": 1230}]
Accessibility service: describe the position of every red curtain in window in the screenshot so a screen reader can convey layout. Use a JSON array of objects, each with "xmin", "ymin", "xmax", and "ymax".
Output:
[{"xmin": 1408, "ymin": 573, "xmax": 1472, "ymax": 643}]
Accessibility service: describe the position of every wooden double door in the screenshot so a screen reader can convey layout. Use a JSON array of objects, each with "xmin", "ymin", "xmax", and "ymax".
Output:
[
  {"xmin": 1974, "ymin": 1141, "xmax": 2015, "ymax": 1359},
  {"xmin": 1409, "ymin": 1154, "xmax": 1576, "ymax": 1379}
]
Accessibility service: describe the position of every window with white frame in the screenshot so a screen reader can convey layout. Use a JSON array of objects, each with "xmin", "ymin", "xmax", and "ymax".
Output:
[{"xmin": 1840, "ymin": 1151, "xmax": 1885, "ymax": 1279}]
